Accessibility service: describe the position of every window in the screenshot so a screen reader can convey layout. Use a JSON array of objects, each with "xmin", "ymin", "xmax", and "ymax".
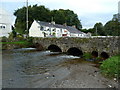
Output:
[
  {"xmin": 3, "ymin": 26, "xmax": 5, "ymax": 28},
  {"xmin": 0, "ymin": 24, "xmax": 6, "ymax": 29},
  {"xmin": 40, "ymin": 26, "xmax": 44, "ymax": 31},
  {"xmin": 52, "ymin": 29, "xmax": 56, "ymax": 32},
  {"xmin": 47, "ymin": 29, "xmax": 50, "ymax": 31}
]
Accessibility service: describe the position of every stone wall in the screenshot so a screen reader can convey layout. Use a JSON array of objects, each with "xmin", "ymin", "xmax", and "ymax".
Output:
[{"xmin": 33, "ymin": 37, "xmax": 119, "ymax": 57}]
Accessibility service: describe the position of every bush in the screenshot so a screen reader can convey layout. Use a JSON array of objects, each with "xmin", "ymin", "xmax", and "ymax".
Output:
[
  {"xmin": 1, "ymin": 36, "xmax": 8, "ymax": 42},
  {"xmin": 100, "ymin": 55, "xmax": 120, "ymax": 78},
  {"xmin": 83, "ymin": 53, "xmax": 92, "ymax": 60}
]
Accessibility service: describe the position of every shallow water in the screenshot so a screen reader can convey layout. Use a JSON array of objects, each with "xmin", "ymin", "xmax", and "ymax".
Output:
[{"xmin": 2, "ymin": 48, "xmax": 83, "ymax": 88}]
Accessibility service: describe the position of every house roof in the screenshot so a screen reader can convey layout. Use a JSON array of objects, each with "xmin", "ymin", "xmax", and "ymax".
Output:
[{"xmin": 36, "ymin": 20, "xmax": 84, "ymax": 34}]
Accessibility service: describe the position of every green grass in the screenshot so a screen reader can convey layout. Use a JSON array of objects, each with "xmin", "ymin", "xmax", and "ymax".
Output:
[
  {"xmin": 0, "ymin": 41, "xmax": 28, "ymax": 45},
  {"xmin": 100, "ymin": 55, "xmax": 120, "ymax": 78},
  {"xmin": 83, "ymin": 53, "xmax": 92, "ymax": 59},
  {"xmin": 0, "ymin": 41, "xmax": 29, "ymax": 45}
]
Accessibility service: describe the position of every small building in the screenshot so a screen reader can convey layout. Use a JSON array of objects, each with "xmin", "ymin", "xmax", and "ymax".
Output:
[
  {"xmin": 112, "ymin": 1, "xmax": 120, "ymax": 22},
  {"xmin": 113, "ymin": 13, "xmax": 120, "ymax": 22},
  {"xmin": 0, "ymin": 8, "xmax": 12, "ymax": 37},
  {"xmin": 29, "ymin": 20, "xmax": 88, "ymax": 38}
]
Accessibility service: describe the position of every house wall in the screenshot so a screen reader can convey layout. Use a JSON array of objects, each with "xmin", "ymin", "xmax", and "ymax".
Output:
[
  {"xmin": 29, "ymin": 20, "xmax": 88, "ymax": 38},
  {"xmin": 0, "ymin": 8, "xmax": 12, "ymax": 37},
  {"xmin": 29, "ymin": 21, "xmax": 44, "ymax": 37},
  {"xmin": 56, "ymin": 28, "xmax": 62, "ymax": 37},
  {"xmin": 0, "ymin": 24, "xmax": 11, "ymax": 37}
]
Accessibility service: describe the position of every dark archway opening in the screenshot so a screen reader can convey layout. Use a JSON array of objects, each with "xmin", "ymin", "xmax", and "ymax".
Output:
[
  {"xmin": 67, "ymin": 47, "xmax": 83, "ymax": 56},
  {"xmin": 48, "ymin": 45, "xmax": 62, "ymax": 52},
  {"xmin": 35, "ymin": 43, "xmax": 44, "ymax": 51},
  {"xmin": 100, "ymin": 52, "xmax": 109, "ymax": 59},
  {"xmin": 91, "ymin": 51, "xmax": 98, "ymax": 58}
]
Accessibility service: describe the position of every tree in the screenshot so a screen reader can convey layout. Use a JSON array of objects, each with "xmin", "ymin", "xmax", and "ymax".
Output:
[
  {"xmin": 14, "ymin": 5, "xmax": 51, "ymax": 34},
  {"xmin": 104, "ymin": 20, "xmax": 120, "ymax": 36},
  {"xmin": 93, "ymin": 22, "xmax": 105, "ymax": 36},
  {"xmin": 49, "ymin": 9, "xmax": 82, "ymax": 30},
  {"xmin": 14, "ymin": 5, "xmax": 82, "ymax": 34}
]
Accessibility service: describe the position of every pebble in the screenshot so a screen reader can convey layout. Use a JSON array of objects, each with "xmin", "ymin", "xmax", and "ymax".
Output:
[
  {"xmin": 114, "ymin": 78, "xmax": 117, "ymax": 81},
  {"xmin": 108, "ymin": 85, "xmax": 112, "ymax": 88},
  {"xmin": 44, "ymin": 73, "xmax": 50, "ymax": 75},
  {"xmin": 46, "ymin": 77, "xmax": 49, "ymax": 79}
]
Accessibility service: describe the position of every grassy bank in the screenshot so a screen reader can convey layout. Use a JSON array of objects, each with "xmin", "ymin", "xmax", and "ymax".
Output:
[
  {"xmin": 0, "ymin": 41, "xmax": 29, "ymax": 45},
  {"xmin": 83, "ymin": 53, "xmax": 119, "ymax": 78},
  {"xmin": 100, "ymin": 55, "xmax": 120, "ymax": 78},
  {"xmin": 1, "ymin": 37, "xmax": 34, "ymax": 49}
]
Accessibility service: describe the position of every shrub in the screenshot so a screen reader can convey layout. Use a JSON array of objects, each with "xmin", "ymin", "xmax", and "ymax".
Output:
[
  {"xmin": 83, "ymin": 53, "xmax": 92, "ymax": 60},
  {"xmin": 1, "ymin": 36, "xmax": 8, "ymax": 42},
  {"xmin": 100, "ymin": 55, "xmax": 120, "ymax": 78}
]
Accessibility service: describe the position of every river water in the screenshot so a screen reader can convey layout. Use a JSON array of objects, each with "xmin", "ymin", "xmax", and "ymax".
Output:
[{"xmin": 2, "ymin": 48, "xmax": 81, "ymax": 88}]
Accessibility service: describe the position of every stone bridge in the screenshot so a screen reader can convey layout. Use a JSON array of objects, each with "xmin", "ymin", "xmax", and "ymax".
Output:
[{"xmin": 33, "ymin": 37, "xmax": 119, "ymax": 59}]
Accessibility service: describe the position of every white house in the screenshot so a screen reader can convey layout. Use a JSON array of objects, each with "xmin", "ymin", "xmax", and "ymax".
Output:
[
  {"xmin": 0, "ymin": 8, "xmax": 12, "ymax": 37},
  {"xmin": 29, "ymin": 20, "xmax": 88, "ymax": 38}
]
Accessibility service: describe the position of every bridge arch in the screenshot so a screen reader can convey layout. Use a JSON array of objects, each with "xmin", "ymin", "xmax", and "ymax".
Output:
[
  {"xmin": 35, "ymin": 43, "xmax": 44, "ymax": 51},
  {"xmin": 47, "ymin": 44, "xmax": 62, "ymax": 52},
  {"xmin": 67, "ymin": 47, "xmax": 83, "ymax": 56},
  {"xmin": 100, "ymin": 52, "xmax": 109, "ymax": 59},
  {"xmin": 91, "ymin": 51, "xmax": 98, "ymax": 58}
]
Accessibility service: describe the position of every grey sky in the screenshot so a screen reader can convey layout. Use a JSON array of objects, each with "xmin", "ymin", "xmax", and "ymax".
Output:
[{"xmin": 1, "ymin": 0, "xmax": 119, "ymax": 29}]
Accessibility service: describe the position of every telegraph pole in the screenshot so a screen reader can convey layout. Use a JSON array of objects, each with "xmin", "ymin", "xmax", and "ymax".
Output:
[
  {"xmin": 26, "ymin": 0, "xmax": 29, "ymax": 37},
  {"xmin": 96, "ymin": 26, "xmax": 97, "ymax": 36}
]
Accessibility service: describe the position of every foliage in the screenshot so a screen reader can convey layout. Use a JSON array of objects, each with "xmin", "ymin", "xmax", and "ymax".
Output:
[
  {"xmin": 83, "ymin": 53, "xmax": 92, "ymax": 60},
  {"xmin": 104, "ymin": 20, "xmax": 120, "ymax": 36},
  {"xmin": 100, "ymin": 55, "xmax": 120, "ymax": 78},
  {"xmin": 81, "ymin": 20, "xmax": 120, "ymax": 36},
  {"xmin": 93, "ymin": 22, "xmax": 105, "ymax": 36},
  {"xmin": 51, "ymin": 9, "xmax": 82, "ymax": 30},
  {"xmin": 14, "ymin": 4, "xmax": 82, "ymax": 34},
  {"xmin": 1, "ymin": 36, "xmax": 8, "ymax": 42},
  {"xmin": 0, "ymin": 41, "xmax": 28, "ymax": 45}
]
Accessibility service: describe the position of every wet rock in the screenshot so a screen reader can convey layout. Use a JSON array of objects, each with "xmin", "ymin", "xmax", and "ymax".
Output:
[
  {"xmin": 108, "ymin": 85, "xmax": 112, "ymax": 88},
  {"xmin": 44, "ymin": 73, "xmax": 50, "ymax": 75}
]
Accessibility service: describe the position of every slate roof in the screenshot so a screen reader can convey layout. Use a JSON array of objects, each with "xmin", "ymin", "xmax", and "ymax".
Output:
[{"xmin": 36, "ymin": 20, "xmax": 84, "ymax": 34}]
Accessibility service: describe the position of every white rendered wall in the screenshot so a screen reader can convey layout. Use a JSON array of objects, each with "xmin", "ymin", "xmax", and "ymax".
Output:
[
  {"xmin": 0, "ymin": 8, "xmax": 12, "ymax": 37},
  {"xmin": 29, "ymin": 20, "xmax": 44, "ymax": 37}
]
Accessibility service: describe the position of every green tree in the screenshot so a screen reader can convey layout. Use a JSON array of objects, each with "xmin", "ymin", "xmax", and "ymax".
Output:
[
  {"xmin": 51, "ymin": 9, "xmax": 82, "ymax": 30},
  {"xmin": 14, "ymin": 5, "xmax": 82, "ymax": 34},
  {"xmin": 14, "ymin": 5, "xmax": 51, "ymax": 34},
  {"xmin": 93, "ymin": 22, "xmax": 105, "ymax": 36},
  {"xmin": 104, "ymin": 20, "xmax": 120, "ymax": 36}
]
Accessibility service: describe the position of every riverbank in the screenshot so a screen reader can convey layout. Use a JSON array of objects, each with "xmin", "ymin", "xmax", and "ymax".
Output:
[
  {"xmin": 49, "ymin": 59, "xmax": 118, "ymax": 88},
  {"xmin": 1, "ymin": 37, "xmax": 34, "ymax": 50},
  {"xmin": 2, "ymin": 49, "xmax": 119, "ymax": 88}
]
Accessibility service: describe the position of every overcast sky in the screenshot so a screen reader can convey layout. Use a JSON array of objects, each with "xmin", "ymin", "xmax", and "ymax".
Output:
[{"xmin": 0, "ymin": 0, "xmax": 119, "ymax": 29}]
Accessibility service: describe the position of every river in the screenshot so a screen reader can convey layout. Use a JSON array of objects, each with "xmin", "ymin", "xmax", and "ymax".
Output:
[
  {"xmin": 2, "ymin": 48, "xmax": 118, "ymax": 88},
  {"xmin": 2, "ymin": 48, "xmax": 80, "ymax": 88}
]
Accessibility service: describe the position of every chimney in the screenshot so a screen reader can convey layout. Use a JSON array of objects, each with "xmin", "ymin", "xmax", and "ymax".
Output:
[
  {"xmin": 63, "ymin": 23, "xmax": 67, "ymax": 26},
  {"xmin": 72, "ymin": 25, "xmax": 76, "ymax": 28},
  {"xmin": 51, "ymin": 21, "xmax": 55, "ymax": 25}
]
